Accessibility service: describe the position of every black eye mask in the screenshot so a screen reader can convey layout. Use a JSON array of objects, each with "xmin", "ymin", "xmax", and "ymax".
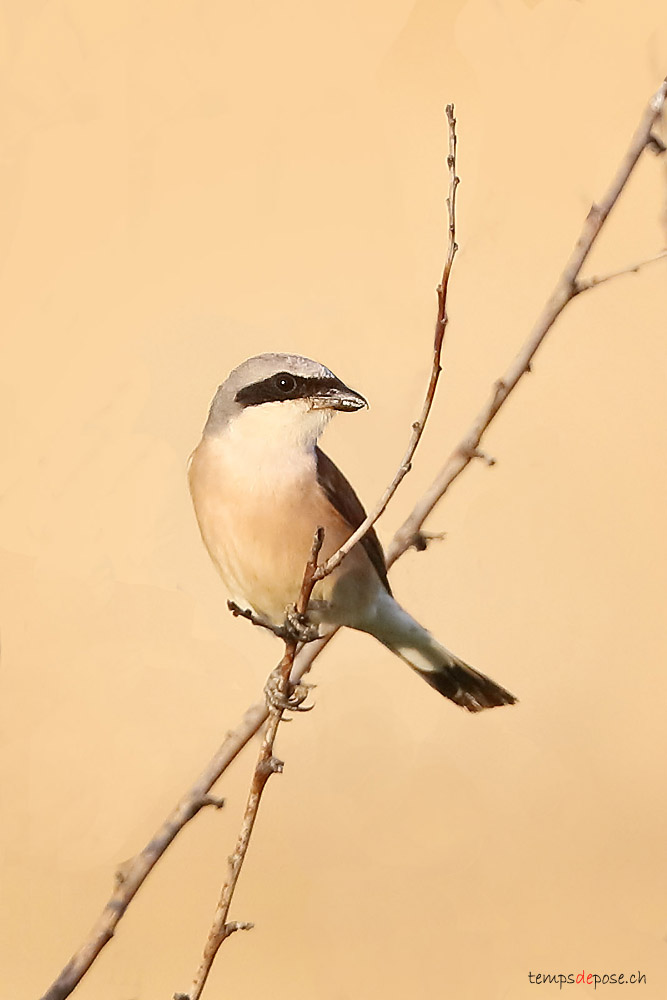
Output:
[{"xmin": 235, "ymin": 373, "xmax": 344, "ymax": 407}]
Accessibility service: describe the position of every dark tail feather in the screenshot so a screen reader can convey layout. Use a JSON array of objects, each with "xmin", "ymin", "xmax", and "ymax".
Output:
[
  {"xmin": 389, "ymin": 633, "xmax": 517, "ymax": 713},
  {"xmin": 371, "ymin": 597, "xmax": 517, "ymax": 713},
  {"xmin": 415, "ymin": 657, "xmax": 517, "ymax": 713}
]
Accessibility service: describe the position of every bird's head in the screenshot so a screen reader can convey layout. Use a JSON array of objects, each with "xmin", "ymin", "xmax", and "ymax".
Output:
[{"xmin": 204, "ymin": 353, "xmax": 367, "ymax": 447}]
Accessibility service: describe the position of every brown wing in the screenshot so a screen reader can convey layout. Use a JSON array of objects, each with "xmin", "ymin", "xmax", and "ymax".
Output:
[{"xmin": 315, "ymin": 447, "xmax": 391, "ymax": 594}]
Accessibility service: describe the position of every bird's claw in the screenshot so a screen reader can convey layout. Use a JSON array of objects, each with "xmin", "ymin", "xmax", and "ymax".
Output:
[
  {"xmin": 282, "ymin": 604, "xmax": 320, "ymax": 644},
  {"xmin": 264, "ymin": 667, "xmax": 315, "ymax": 714}
]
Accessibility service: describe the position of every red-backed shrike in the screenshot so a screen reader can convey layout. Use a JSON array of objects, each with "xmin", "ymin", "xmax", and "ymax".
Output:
[{"xmin": 189, "ymin": 353, "xmax": 516, "ymax": 712}]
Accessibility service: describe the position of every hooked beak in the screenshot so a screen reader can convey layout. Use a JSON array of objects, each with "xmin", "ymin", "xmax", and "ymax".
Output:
[{"xmin": 310, "ymin": 380, "xmax": 368, "ymax": 412}]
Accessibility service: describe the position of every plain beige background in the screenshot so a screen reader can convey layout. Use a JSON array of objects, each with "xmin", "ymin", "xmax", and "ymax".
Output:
[{"xmin": 1, "ymin": 1, "xmax": 666, "ymax": 997}]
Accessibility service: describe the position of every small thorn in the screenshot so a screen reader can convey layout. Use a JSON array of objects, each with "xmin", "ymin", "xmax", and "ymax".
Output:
[
  {"xmin": 200, "ymin": 795, "xmax": 225, "ymax": 810},
  {"xmin": 472, "ymin": 449, "xmax": 496, "ymax": 466},
  {"xmin": 114, "ymin": 858, "xmax": 134, "ymax": 886},
  {"xmin": 648, "ymin": 131, "xmax": 666, "ymax": 154},
  {"xmin": 412, "ymin": 530, "xmax": 447, "ymax": 552},
  {"xmin": 225, "ymin": 920, "xmax": 254, "ymax": 934}
]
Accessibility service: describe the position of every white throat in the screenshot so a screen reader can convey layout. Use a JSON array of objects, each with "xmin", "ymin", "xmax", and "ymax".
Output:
[{"xmin": 208, "ymin": 399, "xmax": 334, "ymax": 483}]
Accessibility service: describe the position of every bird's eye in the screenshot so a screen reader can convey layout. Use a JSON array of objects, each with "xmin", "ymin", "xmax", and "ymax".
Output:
[{"xmin": 274, "ymin": 372, "xmax": 297, "ymax": 394}]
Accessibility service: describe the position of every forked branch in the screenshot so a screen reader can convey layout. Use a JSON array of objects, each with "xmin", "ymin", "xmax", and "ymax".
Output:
[{"xmin": 175, "ymin": 529, "xmax": 325, "ymax": 1000}]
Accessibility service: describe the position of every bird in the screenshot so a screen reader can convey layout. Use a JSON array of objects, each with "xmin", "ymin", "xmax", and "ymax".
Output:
[{"xmin": 188, "ymin": 353, "xmax": 516, "ymax": 712}]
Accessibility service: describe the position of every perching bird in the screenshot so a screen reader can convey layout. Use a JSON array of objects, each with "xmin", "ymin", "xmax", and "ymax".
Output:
[{"xmin": 188, "ymin": 353, "xmax": 516, "ymax": 712}]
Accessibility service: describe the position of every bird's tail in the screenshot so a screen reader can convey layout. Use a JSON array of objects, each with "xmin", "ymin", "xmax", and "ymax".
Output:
[
  {"xmin": 394, "ymin": 640, "xmax": 517, "ymax": 712},
  {"xmin": 369, "ymin": 597, "xmax": 517, "ymax": 713}
]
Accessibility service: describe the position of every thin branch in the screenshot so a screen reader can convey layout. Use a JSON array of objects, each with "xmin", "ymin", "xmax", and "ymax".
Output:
[
  {"xmin": 39, "ymin": 76, "xmax": 667, "ymax": 1000},
  {"xmin": 39, "ymin": 705, "xmax": 268, "ymax": 1000},
  {"xmin": 388, "ymin": 75, "xmax": 667, "ymax": 561},
  {"xmin": 573, "ymin": 247, "xmax": 667, "ymax": 293},
  {"xmin": 312, "ymin": 103, "xmax": 460, "ymax": 584},
  {"xmin": 226, "ymin": 600, "xmax": 320, "ymax": 643},
  {"xmin": 226, "ymin": 600, "xmax": 285, "ymax": 636},
  {"xmin": 177, "ymin": 529, "xmax": 325, "ymax": 1000}
]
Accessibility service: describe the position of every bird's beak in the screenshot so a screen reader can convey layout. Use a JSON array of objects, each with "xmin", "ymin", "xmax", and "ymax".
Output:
[{"xmin": 310, "ymin": 380, "xmax": 368, "ymax": 412}]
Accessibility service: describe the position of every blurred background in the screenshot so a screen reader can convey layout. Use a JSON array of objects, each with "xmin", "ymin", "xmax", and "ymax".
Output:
[{"xmin": 1, "ymin": 1, "xmax": 666, "ymax": 997}]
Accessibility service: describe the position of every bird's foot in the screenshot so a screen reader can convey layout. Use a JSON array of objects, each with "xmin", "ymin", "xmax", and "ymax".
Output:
[
  {"xmin": 264, "ymin": 667, "xmax": 315, "ymax": 714},
  {"xmin": 282, "ymin": 604, "xmax": 321, "ymax": 645}
]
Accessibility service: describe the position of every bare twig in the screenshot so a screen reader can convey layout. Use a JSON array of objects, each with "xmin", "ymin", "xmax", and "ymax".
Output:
[
  {"xmin": 39, "ymin": 705, "xmax": 268, "ymax": 1000},
  {"xmin": 312, "ymin": 103, "xmax": 460, "ymax": 584},
  {"xmin": 648, "ymin": 131, "xmax": 666, "ymax": 154},
  {"xmin": 177, "ymin": 529, "xmax": 325, "ymax": 1000},
  {"xmin": 39, "ymin": 77, "xmax": 667, "ymax": 1000},
  {"xmin": 226, "ymin": 600, "xmax": 284, "ymax": 636},
  {"xmin": 226, "ymin": 600, "xmax": 320, "ymax": 643},
  {"xmin": 573, "ymin": 248, "xmax": 667, "ymax": 293},
  {"xmin": 388, "ymin": 75, "xmax": 667, "ymax": 561}
]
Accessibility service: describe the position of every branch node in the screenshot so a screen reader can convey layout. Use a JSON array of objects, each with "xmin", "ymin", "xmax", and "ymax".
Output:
[
  {"xmin": 413, "ymin": 529, "xmax": 447, "ymax": 551},
  {"xmin": 472, "ymin": 449, "xmax": 496, "ymax": 466},
  {"xmin": 574, "ymin": 249, "xmax": 667, "ymax": 293},
  {"xmin": 224, "ymin": 920, "xmax": 254, "ymax": 935},
  {"xmin": 200, "ymin": 795, "xmax": 226, "ymax": 811},
  {"xmin": 268, "ymin": 755, "xmax": 284, "ymax": 775},
  {"xmin": 114, "ymin": 860, "xmax": 133, "ymax": 887},
  {"xmin": 647, "ymin": 131, "xmax": 666, "ymax": 154},
  {"xmin": 493, "ymin": 378, "xmax": 507, "ymax": 402},
  {"xmin": 457, "ymin": 441, "xmax": 496, "ymax": 466}
]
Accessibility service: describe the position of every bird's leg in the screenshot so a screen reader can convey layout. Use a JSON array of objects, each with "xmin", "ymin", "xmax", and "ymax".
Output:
[{"xmin": 264, "ymin": 667, "xmax": 315, "ymax": 713}]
